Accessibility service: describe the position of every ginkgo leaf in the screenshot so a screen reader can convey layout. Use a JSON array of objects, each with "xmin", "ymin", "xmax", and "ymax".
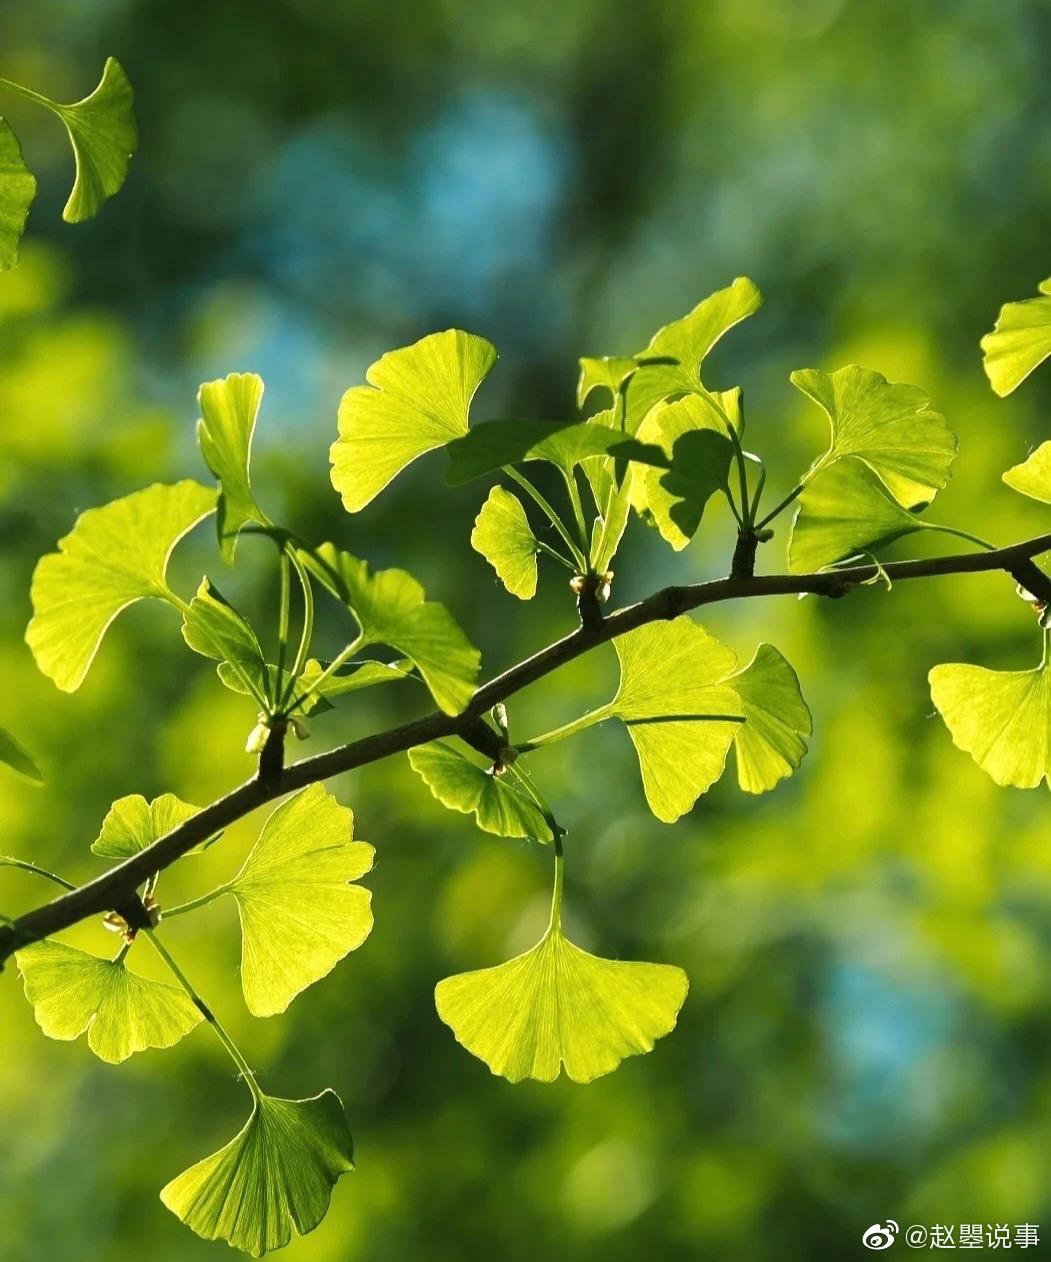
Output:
[
  {"xmin": 730, "ymin": 645, "xmax": 812, "ymax": 793},
  {"xmin": 981, "ymin": 278, "xmax": 1051, "ymax": 396},
  {"xmin": 409, "ymin": 741, "xmax": 553, "ymax": 842},
  {"xmin": 16, "ymin": 940, "xmax": 201, "ymax": 1063},
  {"xmin": 181, "ymin": 578, "xmax": 270, "ymax": 706},
  {"xmin": 219, "ymin": 784, "xmax": 374, "ymax": 1017},
  {"xmin": 791, "ymin": 365, "xmax": 956, "ymax": 507},
  {"xmin": 632, "ymin": 391, "xmax": 737, "ymax": 549},
  {"xmin": 577, "ymin": 356, "xmax": 637, "ymax": 408},
  {"xmin": 1003, "ymin": 441, "xmax": 1051, "ymax": 504},
  {"xmin": 197, "ymin": 373, "xmax": 269, "ymax": 561},
  {"xmin": 301, "ymin": 544, "xmax": 480, "ymax": 714},
  {"xmin": 296, "ymin": 657, "xmax": 414, "ymax": 702},
  {"xmin": 787, "ymin": 459, "xmax": 926, "ymax": 573},
  {"xmin": 0, "ymin": 726, "xmax": 42, "ymax": 783},
  {"xmin": 471, "ymin": 486, "xmax": 538, "ymax": 599},
  {"xmin": 436, "ymin": 924, "xmax": 688, "ymax": 1083},
  {"xmin": 331, "ymin": 329, "xmax": 497, "ymax": 511},
  {"xmin": 91, "ymin": 792, "xmax": 213, "ymax": 858},
  {"xmin": 0, "ymin": 116, "xmax": 35, "ymax": 270},
  {"xmin": 161, "ymin": 1089, "xmax": 354, "ymax": 1257},
  {"xmin": 26, "ymin": 481, "xmax": 216, "ymax": 692},
  {"xmin": 929, "ymin": 651, "xmax": 1051, "ymax": 789}
]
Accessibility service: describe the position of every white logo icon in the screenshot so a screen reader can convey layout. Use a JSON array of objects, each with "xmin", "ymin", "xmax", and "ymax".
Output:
[{"xmin": 862, "ymin": 1221, "xmax": 899, "ymax": 1250}]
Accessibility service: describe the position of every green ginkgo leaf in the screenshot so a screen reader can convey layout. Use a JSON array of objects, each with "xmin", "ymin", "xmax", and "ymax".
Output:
[
  {"xmin": 197, "ymin": 373, "xmax": 269, "ymax": 561},
  {"xmin": 181, "ymin": 578, "xmax": 270, "ymax": 707},
  {"xmin": 632, "ymin": 391, "xmax": 737, "ymax": 549},
  {"xmin": 0, "ymin": 726, "xmax": 42, "ymax": 783},
  {"xmin": 1003, "ymin": 441, "xmax": 1051, "ymax": 504},
  {"xmin": 161, "ymin": 1089, "xmax": 354, "ymax": 1257},
  {"xmin": 471, "ymin": 485, "xmax": 538, "ymax": 599},
  {"xmin": 409, "ymin": 741, "xmax": 553, "ymax": 842},
  {"xmin": 787, "ymin": 460, "xmax": 926, "ymax": 573},
  {"xmin": 436, "ymin": 926, "xmax": 687, "ymax": 1083},
  {"xmin": 301, "ymin": 544, "xmax": 480, "ymax": 714},
  {"xmin": 91, "ymin": 792, "xmax": 213, "ymax": 858},
  {"xmin": 218, "ymin": 784, "xmax": 374, "ymax": 1017},
  {"xmin": 929, "ymin": 649, "xmax": 1051, "ymax": 789},
  {"xmin": 26, "ymin": 481, "xmax": 216, "ymax": 692},
  {"xmin": 730, "ymin": 644, "xmax": 812, "ymax": 793},
  {"xmin": 791, "ymin": 365, "xmax": 956, "ymax": 507},
  {"xmin": 16, "ymin": 940, "xmax": 201, "ymax": 1063},
  {"xmin": 296, "ymin": 657, "xmax": 414, "ymax": 703},
  {"xmin": 330, "ymin": 329, "xmax": 497, "ymax": 511},
  {"xmin": 0, "ymin": 116, "xmax": 36, "ymax": 270},
  {"xmin": 577, "ymin": 356, "xmax": 637, "ymax": 408},
  {"xmin": 981, "ymin": 278, "xmax": 1051, "ymax": 396}
]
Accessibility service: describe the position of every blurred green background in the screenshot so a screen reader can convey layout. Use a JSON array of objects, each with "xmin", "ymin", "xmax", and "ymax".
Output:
[{"xmin": 2, "ymin": 2, "xmax": 1051, "ymax": 1258}]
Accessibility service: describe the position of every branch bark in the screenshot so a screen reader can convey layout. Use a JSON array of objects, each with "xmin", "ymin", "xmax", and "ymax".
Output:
[{"xmin": 2, "ymin": 530, "xmax": 1049, "ymax": 965}]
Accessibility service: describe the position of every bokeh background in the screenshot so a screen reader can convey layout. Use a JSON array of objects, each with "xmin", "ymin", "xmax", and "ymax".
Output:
[{"xmin": 1, "ymin": 2, "xmax": 1050, "ymax": 1258}]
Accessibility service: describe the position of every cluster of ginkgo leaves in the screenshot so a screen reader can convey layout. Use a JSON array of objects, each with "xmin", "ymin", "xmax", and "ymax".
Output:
[{"xmin": 0, "ymin": 140, "xmax": 1049, "ymax": 1250}]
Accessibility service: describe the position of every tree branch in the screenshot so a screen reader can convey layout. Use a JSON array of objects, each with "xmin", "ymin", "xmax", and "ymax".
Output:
[{"xmin": 2, "ymin": 530, "xmax": 1048, "ymax": 966}]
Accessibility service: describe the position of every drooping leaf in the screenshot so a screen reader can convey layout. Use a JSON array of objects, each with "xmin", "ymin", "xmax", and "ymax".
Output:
[
  {"xmin": 577, "ymin": 356, "xmax": 637, "ymax": 408},
  {"xmin": 181, "ymin": 578, "xmax": 270, "ymax": 707},
  {"xmin": 197, "ymin": 373, "xmax": 269, "ymax": 561},
  {"xmin": 296, "ymin": 656, "xmax": 414, "ymax": 704},
  {"xmin": 729, "ymin": 645, "xmax": 812, "ymax": 793},
  {"xmin": 436, "ymin": 924, "xmax": 688, "ymax": 1083},
  {"xmin": 330, "ymin": 329, "xmax": 497, "ymax": 511},
  {"xmin": 929, "ymin": 652, "xmax": 1051, "ymax": 789},
  {"xmin": 219, "ymin": 784, "xmax": 374, "ymax": 1017},
  {"xmin": 0, "ymin": 116, "xmax": 36, "ymax": 270},
  {"xmin": 409, "ymin": 741, "xmax": 553, "ymax": 842},
  {"xmin": 16, "ymin": 940, "xmax": 201, "ymax": 1063},
  {"xmin": 791, "ymin": 365, "xmax": 956, "ymax": 507},
  {"xmin": 981, "ymin": 278, "xmax": 1051, "ymax": 396},
  {"xmin": 0, "ymin": 726, "xmax": 42, "ymax": 784},
  {"xmin": 91, "ymin": 792, "xmax": 213, "ymax": 858},
  {"xmin": 1003, "ymin": 441, "xmax": 1051, "ymax": 505},
  {"xmin": 26, "ymin": 481, "xmax": 215, "ymax": 692},
  {"xmin": 301, "ymin": 544, "xmax": 480, "ymax": 714},
  {"xmin": 787, "ymin": 459, "xmax": 926, "ymax": 573},
  {"xmin": 471, "ymin": 486, "xmax": 538, "ymax": 599},
  {"xmin": 587, "ymin": 461, "xmax": 634, "ymax": 574},
  {"xmin": 632, "ymin": 391, "xmax": 737, "ymax": 549},
  {"xmin": 161, "ymin": 1089, "xmax": 354, "ymax": 1257},
  {"xmin": 608, "ymin": 617, "xmax": 743, "ymax": 822}
]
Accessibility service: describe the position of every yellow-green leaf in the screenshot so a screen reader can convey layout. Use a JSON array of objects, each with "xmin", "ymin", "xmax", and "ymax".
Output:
[
  {"xmin": 197, "ymin": 372, "xmax": 269, "ymax": 561},
  {"xmin": 161, "ymin": 1089, "xmax": 353, "ymax": 1257},
  {"xmin": 91, "ymin": 792, "xmax": 211, "ymax": 858},
  {"xmin": 0, "ymin": 726, "xmax": 42, "ymax": 784},
  {"xmin": 577, "ymin": 355, "xmax": 637, "ymax": 408},
  {"xmin": 409, "ymin": 741, "xmax": 553, "ymax": 842},
  {"xmin": 471, "ymin": 485, "xmax": 538, "ymax": 598},
  {"xmin": 330, "ymin": 329, "xmax": 497, "ymax": 511},
  {"xmin": 981, "ymin": 278, "xmax": 1051, "ymax": 396},
  {"xmin": 1003, "ymin": 441, "xmax": 1051, "ymax": 505},
  {"xmin": 16, "ymin": 940, "xmax": 201, "ymax": 1063},
  {"xmin": 730, "ymin": 645, "xmax": 812, "ymax": 793},
  {"xmin": 0, "ymin": 116, "xmax": 35, "ymax": 270},
  {"xmin": 181, "ymin": 578, "xmax": 270, "ymax": 707},
  {"xmin": 26, "ymin": 481, "xmax": 215, "ymax": 692}
]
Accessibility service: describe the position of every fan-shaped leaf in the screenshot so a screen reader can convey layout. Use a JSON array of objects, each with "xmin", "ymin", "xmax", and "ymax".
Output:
[
  {"xmin": 0, "ymin": 116, "xmax": 35, "ymax": 270},
  {"xmin": 409, "ymin": 741, "xmax": 553, "ymax": 842},
  {"xmin": 91, "ymin": 792, "xmax": 212, "ymax": 858},
  {"xmin": 436, "ymin": 925, "xmax": 687, "ymax": 1083},
  {"xmin": 1003, "ymin": 441, "xmax": 1051, "ymax": 505},
  {"xmin": 981, "ymin": 278, "xmax": 1051, "ymax": 396},
  {"xmin": 471, "ymin": 486, "xmax": 538, "ymax": 599},
  {"xmin": 16, "ymin": 940, "xmax": 201, "ymax": 1063},
  {"xmin": 181, "ymin": 578, "xmax": 269, "ymax": 706},
  {"xmin": 577, "ymin": 355, "xmax": 637, "ymax": 408},
  {"xmin": 161, "ymin": 1089, "xmax": 354, "ymax": 1257},
  {"xmin": 197, "ymin": 373, "xmax": 269, "ymax": 561},
  {"xmin": 26, "ymin": 481, "xmax": 215, "ymax": 692},
  {"xmin": 331, "ymin": 329, "xmax": 497, "ymax": 511},
  {"xmin": 730, "ymin": 645, "xmax": 812, "ymax": 793},
  {"xmin": 0, "ymin": 726, "xmax": 41, "ymax": 783}
]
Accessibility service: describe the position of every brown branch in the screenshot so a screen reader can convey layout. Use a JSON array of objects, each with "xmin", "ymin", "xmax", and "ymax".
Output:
[{"xmin": 2, "ymin": 530, "xmax": 1049, "ymax": 966}]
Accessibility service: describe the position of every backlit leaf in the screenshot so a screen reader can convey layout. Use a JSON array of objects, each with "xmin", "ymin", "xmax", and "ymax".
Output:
[
  {"xmin": 331, "ymin": 329, "xmax": 497, "ymax": 511},
  {"xmin": 1003, "ymin": 441, "xmax": 1051, "ymax": 504},
  {"xmin": 181, "ymin": 578, "xmax": 270, "ymax": 707},
  {"xmin": 577, "ymin": 355, "xmax": 637, "ymax": 408},
  {"xmin": 16, "ymin": 940, "xmax": 201, "ymax": 1063},
  {"xmin": 0, "ymin": 116, "xmax": 35, "ymax": 270},
  {"xmin": 91, "ymin": 792, "xmax": 211, "ymax": 858},
  {"xmin": 161, "ymin": 1089, "xmax": 353, "ymax": 1257},
  {"xmin": 471, "ymin": 486, "xmax": 538, "ymax": 599},
  {"xmin": 0, "ymin": 726, "xmax": 42, "ymax": 784},
  {"xmin": 929, "ymin": 650, "xmax": 1051, "ymax": 789},
  {"xmin": 981, "ymin": 278, "xmax": 1051, "ymax": 396},
  {"xmin": 436, "ymin": 924, "xmax": 687, "ymax": 1083},
  {"xmin": 791, "ymin": 365, "xmax": 956, "ymax": 507},
  {"xmin": 197, "ymin": 373, "xmax": 269, "ymax": 561},
  {"xmin": 296, "ymin": 656, "xmax": 413, "ymax": 703},
  {"xmin": 26, "ymin": 481, "xmax": 215, "ymax": 692},
  {"xmin": 730, "ymin": 645, "xmax": 812, "ymax": 793},
  {"xmin": 409, "ymin": 741, "xmax": 553, "ymax": 842}
]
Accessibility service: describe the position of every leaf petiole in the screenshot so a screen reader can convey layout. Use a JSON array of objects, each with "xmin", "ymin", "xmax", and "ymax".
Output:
[
  {"xmin": 516, "ymin": 703, "xmax": 616, "ymax": 753},
  {"xmin": 0, "ymin": 856, "xmax": 75, "ymax": 891},
  {"xmin": 161, "ymin": 882, "xmax": 232, "ymax": 920},
  {"xmin": 503, "ymin": 466, "xmax": 588, "ymax": 572}
]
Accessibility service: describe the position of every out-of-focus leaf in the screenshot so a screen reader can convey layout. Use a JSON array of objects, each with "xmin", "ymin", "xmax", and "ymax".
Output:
[
  {"xmin": 16, "ymin": 940, "xmax": 201, "ymax": 1063},
  {"xmin": 1003, "ymin": 441, "xmax": 1051, "ymax": 504},
  {"xmin": 197, "ymin": 373, "xmax": 269, "ymax": 561},
  {"xmin": 730, "ymin": 645, "xmax": 812, "ymax": 793},
  {"xmin": 0, "ymin": 116, "xmax": 35, "ymax": 270},
  {"xmin": 161, "ymin": 1089, "xmax": 353, "ymax": 1257},
  {"xmin": 26, "ymin": 481, "xmax": 215, "ymax": 692},
  {"xmin": 0, "ymin": 726, "xmax": 42, "ymax": 783},
  {"xmin": 981, "ymin": 278, "xmax": 1051, "ymax": 396},
  {"xmin": 91, "ymin": 792, "xmax": 214, "ymax": 858},
  {"xmin": 471, "ymin": 485, "xmax": 538, "ymax": 599},
  {"xmin": 181, "ymin": 579, "xmax": 270, "ymax": 707},
  {"xmin": 331, "ymin": 329, "xmax": 497, "ymax": 511},
  {"xmin": 409, "ymin": 741, "xmax": 553, "ymax": 842}
]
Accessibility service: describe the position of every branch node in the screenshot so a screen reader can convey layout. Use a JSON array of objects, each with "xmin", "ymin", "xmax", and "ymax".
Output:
[{"xmin": 256, "ymin": 720, "xmax": 287, "ymax": 786}]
